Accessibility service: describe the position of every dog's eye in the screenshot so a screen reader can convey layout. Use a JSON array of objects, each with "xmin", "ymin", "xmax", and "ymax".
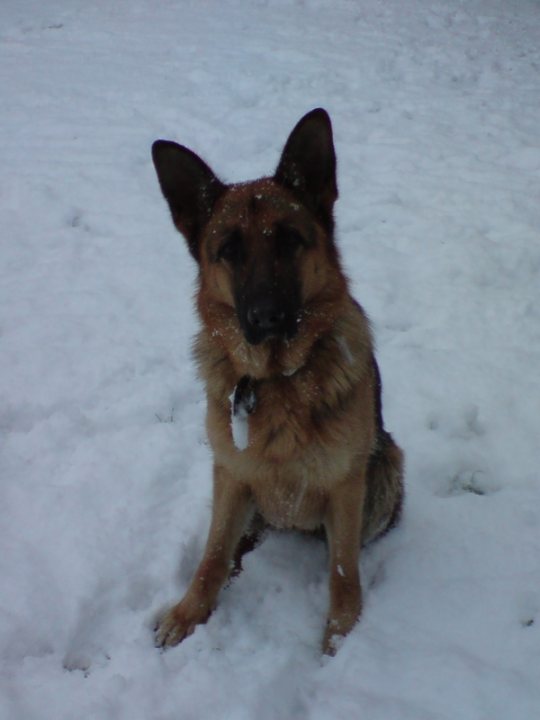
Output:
[{"xmin": 217, "ymin": 231, "xmax": 243, "ymax": 263}]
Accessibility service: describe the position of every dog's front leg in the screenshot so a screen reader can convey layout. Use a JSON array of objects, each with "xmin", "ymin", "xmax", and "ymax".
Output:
[
  {"xmin": 322, "ymin": 475, "xmax": 366, "ymax": 655},
  {"xmin": 155, "ymin": 465, "xmax": 253, "ymax": 648}
]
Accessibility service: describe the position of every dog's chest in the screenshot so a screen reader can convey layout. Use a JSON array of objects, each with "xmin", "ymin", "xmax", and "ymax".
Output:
[
  {"xmin": 210, "ymin": 380, "xmax": 355, "ymax": 529},
  {"xmin": 251, "ymin": 470, "xmax": 327, "ymax": 530},
  {"xmin": 232, "ymin": 375, "xmax": 329, "ymax": 465}
]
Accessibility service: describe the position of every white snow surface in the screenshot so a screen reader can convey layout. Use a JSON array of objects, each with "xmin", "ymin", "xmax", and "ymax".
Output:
[{"xmin": 1, "ymin": 1, "xmax": 540, "ymax": 718}]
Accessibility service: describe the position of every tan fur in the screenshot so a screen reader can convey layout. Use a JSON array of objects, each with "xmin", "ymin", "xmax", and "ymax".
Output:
[{"xmin": 152, "ymin": 111, "xmax": 404, "ymax": 655}]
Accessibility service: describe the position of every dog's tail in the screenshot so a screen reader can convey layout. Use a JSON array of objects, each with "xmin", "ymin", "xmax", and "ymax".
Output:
[{"xmin": 361, "ymin": 430, "xmax": 404, "ymax": 546}]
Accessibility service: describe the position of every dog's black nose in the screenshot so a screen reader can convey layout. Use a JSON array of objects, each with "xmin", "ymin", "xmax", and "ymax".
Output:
[
  {"xmin": 247, "ymin": 299, "xmax": 285, "ymax": 332},
  {"xmin": 242, "ymin": 297, "xmax": 291, "ymax": 344}
]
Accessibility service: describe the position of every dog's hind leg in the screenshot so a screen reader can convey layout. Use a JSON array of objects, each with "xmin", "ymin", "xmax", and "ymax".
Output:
[
  {"xmin": 361, "ymin": 431, "xmax": 404, "ymax": 546},
  {"xmin": 231, "ymin": 513, "xmax": 267, "ymax": 578}
]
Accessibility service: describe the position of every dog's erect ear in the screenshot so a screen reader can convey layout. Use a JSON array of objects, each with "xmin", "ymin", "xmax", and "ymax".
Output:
[
  {"xmin": 274, "ymin": 108, "xmax": 338, "ymax": 230},
  {"xmin": 152, "ymin": 141, "xmax": 225, "ymax": 261}
]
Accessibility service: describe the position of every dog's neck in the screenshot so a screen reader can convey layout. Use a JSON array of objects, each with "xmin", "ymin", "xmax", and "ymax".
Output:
[{"xmin": 197, "ymin": 292, "xmax": 350, "ymax": 384}]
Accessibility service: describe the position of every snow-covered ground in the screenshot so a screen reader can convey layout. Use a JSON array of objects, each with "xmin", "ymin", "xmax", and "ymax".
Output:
[{"xmin": 1, "ymin": 0, "xmax": 539, "ymax": 717}]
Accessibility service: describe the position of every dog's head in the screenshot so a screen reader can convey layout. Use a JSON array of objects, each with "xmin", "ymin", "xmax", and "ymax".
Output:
[{"xmin": 152, "ymin": 109, "xmax": 343, "ymax": 349}]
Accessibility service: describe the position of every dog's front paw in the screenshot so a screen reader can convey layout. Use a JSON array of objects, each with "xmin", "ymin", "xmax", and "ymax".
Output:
[
  {"xmin": 322, "ymin": 620, "xmax": 343, "ymax": 657},
  {"xmin": 322, "ymin": 611, "xmax": 359, "ymax": 656},
  {"xmin": 155, "ymin": 601, "xmax": 210, "ymax": 649}
]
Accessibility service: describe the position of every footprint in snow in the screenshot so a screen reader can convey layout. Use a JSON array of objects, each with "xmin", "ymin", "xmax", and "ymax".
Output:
[{"xmin": 439, "ymin": 469, "xmax": 500, "ymax": 498}]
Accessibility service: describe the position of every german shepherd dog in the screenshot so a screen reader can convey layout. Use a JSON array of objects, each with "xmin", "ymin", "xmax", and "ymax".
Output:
[{"xmin": 152, "ymin": 109, "xmax": 403, "ymax": 655}]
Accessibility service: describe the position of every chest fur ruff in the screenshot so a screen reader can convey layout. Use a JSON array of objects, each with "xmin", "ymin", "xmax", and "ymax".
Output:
[{"xmin": 207, "ymin": 338, "xmax": 374, "ymax": 468}]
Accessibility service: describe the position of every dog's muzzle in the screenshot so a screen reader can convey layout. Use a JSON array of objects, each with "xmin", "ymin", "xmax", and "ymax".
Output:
[{"xmin": 242, "ymin": 296, "xmax": 298, "ymax": 345}]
